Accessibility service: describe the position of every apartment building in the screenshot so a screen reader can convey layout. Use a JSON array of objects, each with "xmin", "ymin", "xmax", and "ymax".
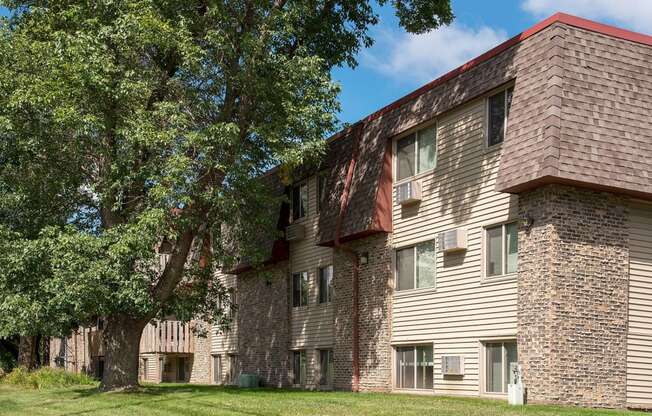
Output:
[{"xmin": 52, "ymin": 13, "xmax": 652, "ymax": 409}]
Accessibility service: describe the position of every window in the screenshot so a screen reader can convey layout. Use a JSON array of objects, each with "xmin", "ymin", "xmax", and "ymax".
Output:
[
  {"xmin": 395, "ymin": 345, "xmax": 433, "ymax": 390},
  {"xmin": 213, "ymin": 355, "xmax": 222, "ymax": 384},
  {"xmin": 319, "ymin": 349, "xmax": 334, "ymax": 386},
  {"xmin": 396, "ymin": 241, "xmax": 436, "ymax": 291},
  {"xmin": 317, "ymin": 172, "xmax": 328, "ymax": 213},
  {"xmin": 141, "ymin": 358, "xmax": 148, "ymax": 380},
  {"xmin": 229, "ymin": 288, "xmax": 237, "ymax": 318},
  {"xmin": 56, "ymin": 338, "xmax": 67, "ymax": 368},
  {"xmin": 292, "ymin": 182, "xmax": 308, "ymax": 221},
  {"xmin": 484, "ymin": 341, "xmax": 517, "ymax": 394},
  {"xmin": 318, "ymin": 265, "xmax": 333, "ymax": 304},
  {"xmin": 293, "ymin": 350, "xmax": 306, "ymax": 385},
  {"xmin": 292, "ymin": 272, "xmax": 309, "ymax": 307},
  {"xmin": 396, "ymin": 124, "xmax": 437, "ymax": 181},
  {"xmin": 485, "ymin": 222, "xmax": 518, "ymax": 277},
  {"xmin": 487, "ymin": 87, "xmax": 514, "ymax": 146},
  {"xmin": 228, "ymin": 354, "xmax": 239, "ymax": 384}
]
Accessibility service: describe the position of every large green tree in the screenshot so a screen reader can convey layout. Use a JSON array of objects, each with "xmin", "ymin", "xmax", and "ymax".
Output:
[{"xmin": 0, "ymin": 0, "xmax": 452, "ymax": 390}]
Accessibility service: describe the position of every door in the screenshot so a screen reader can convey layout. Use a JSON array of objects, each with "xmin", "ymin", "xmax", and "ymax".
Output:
[{"xmin": 177, "ymin": 357, "xmax": 186, "ymax": 381}]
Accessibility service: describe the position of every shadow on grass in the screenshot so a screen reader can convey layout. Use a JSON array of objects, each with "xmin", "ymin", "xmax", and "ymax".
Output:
[{"xmin": 68, "ymin": 383, "xmax": 343, "ymax": 398}]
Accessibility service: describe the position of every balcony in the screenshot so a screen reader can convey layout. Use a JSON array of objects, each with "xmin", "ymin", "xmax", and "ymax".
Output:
[{"xmin": 140, "ymin": 320, "xmax": 194, "ymax": 354}]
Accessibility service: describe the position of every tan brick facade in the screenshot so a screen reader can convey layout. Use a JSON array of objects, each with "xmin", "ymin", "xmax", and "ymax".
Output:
[
  {"xmin": 237, "ymin": 263, "xmax": 291, "ymax": 388},
  {"xmin": 333, "ymin": 233, "xmax": 393, "ymax": 392},
  {"xmin": 518, "ymin": 185, "xmax": 629, "ymax": 407},
  {"xmin": 189, "ymin": 322, "xmax": 211, "ymax": 384}
]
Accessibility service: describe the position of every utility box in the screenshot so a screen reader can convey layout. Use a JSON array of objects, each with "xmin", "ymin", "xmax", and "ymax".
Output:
[
  {"xmin": 508, "ymin": 383, "xmax": 525, "ymax": 405},
  {"xmin": 396, "ymin": 180, "xmax": 422, "ymax": 205},
  {"xmin": 507, "ymin": 364, "xmax": 525, "ymax": 406},
  {"xmin": 238, "ymin": 373, "xmax": 259, "ymax": 388},
  {"xmin": 438, "ymin": 228, "xmax": 467, "ymax": 253}
]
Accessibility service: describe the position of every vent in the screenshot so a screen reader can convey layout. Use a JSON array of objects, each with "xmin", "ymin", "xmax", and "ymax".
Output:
[
  {"xmin": 286, "ymin": 223, "xmax": 305, "ymax": 242},
  {"xmin": 442, "ymin": 355, "xmax": 464, "ymax": 376},
  {"xmin": 396, "ymin": 180, "xmax": 422, "ymax": 206},
  {"xmin": 438, "ymin": 229, "xmax": 467, "ymax": 253}
]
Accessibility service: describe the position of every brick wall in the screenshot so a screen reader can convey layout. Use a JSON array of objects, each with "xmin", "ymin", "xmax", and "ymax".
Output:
[
  {"xmin": 333, "ymin": 233, "xmax": 393, "ymax": 392},
  {"xmin": 518, "ymin": 184, "xmax": 629, "ymax": 408},
  {"xmin": 237, "ymin": 263, "xmax": 291, "ymax": 387},
  {"xmin": 189, "ymin": 321, "xmax": 211, "ymax": 383}
]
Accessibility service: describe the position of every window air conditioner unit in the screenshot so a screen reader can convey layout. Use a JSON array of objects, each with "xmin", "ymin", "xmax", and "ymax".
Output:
[
  {"xmin": 396, "ymin": 180, "xmax": 422, "ymax": 206},
  {"xmin": 286, "ymin": 223, "xmax": 305, "ymax": 242},
  {"xmin": 442, "ymin": 355, "xmax": 464, "ymax": 376},
  {"xmin": 438, "ymin": 229, "xmax": 467, "ymax": 253}
]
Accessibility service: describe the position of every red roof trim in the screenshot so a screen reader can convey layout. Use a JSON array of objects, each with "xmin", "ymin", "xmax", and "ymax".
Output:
[
  {"xmin": 555, "ymin": 12, "xmax": 652, "ymax": 47},
  {"xmin": 318, "ymin": 228, "xmax": 386, "ymax": 247},
  {"xmin": 227, "ymin": 240, "xmax": 289, "ymax": 275},
  {"xmin": 327, "ymin": 12, "xmax": 652, "ymax": 137}
]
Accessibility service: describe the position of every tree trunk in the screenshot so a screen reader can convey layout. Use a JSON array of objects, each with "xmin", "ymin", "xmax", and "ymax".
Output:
[
  {"xmin": 17, "ymin": 336, "xmax": 37, "ymax": 369},
  {"xmin": 39, "ymin": 336, "xmax": 50, "ymax": 367},
  {"xmin": 101, "ymin": 315, "xmax": 147, "ymax": 391}
]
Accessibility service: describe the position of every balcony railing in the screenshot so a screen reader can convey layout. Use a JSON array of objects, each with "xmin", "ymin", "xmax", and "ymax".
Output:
[{"xmin": 139, "ymin": 320, "xmax": 194, "ymax": 354}]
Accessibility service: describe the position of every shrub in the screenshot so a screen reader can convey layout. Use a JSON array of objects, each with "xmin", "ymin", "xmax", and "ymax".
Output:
[
  {"xmin": 0, "ymin": 344, "xmax": 16, "ymax": 375},
  {"xmin": 2, "ymin": 367, "xmax": 97, "ymax": 389}
]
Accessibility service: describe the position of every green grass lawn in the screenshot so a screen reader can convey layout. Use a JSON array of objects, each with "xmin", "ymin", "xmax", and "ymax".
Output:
[{"xmin": 0, "ymin": 384, "xmax": 647, "ymax": 416}]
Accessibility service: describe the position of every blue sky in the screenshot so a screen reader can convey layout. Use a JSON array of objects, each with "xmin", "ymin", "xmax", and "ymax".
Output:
[
  {"xmin": 2, "ymin": 1, "xmax": 650, "ymax": 125},
  {"xmin": 335, "ymin": 0, "xmax": 652, "ymax": 124}
]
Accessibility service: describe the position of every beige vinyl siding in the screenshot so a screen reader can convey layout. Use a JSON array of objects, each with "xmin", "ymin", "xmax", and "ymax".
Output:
[
  {"xmin": 50, "ymin": 328, "xmax": 100, "ymax": 375},
  {"xmin": 391, "ymin": 98, "xmax": 518, "ymax": 397},
  {"xmin": 289, "ymin": 175, "xmax": 334, "ymax": 387},
  {"xmin": 627, "ymin": 201, "xmax": 652, "ymax": 407},
  {"xmin": 140, "ymin": 353, "xmax": 158, "ymax": 382},
  {"xmin": 210, "ymin": 272, "xmax": 238, "ymax": 384},
  {"xmin": 290, "ymin": 174, "xmax": 334, "ymax": 348}
]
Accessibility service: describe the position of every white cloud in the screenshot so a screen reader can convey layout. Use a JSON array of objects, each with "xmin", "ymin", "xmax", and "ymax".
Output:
[
  {"xmin": 522, "ymin": 0, "xmax": 652, "ymax": 32},
  {"xmin": 363, "ymin": 23, "xmax": 508, "ymax": 84}
]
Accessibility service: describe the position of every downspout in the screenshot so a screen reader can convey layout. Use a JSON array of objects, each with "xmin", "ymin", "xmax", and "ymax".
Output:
[{"xmin": 333, "ymin": 124, "xmax": 362, "ymax": 392}]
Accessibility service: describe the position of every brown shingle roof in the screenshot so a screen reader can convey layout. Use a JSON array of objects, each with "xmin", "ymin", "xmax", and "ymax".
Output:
[{"xmin": 236, "ymin": 13, "xmax": 652, "ymax": 271}]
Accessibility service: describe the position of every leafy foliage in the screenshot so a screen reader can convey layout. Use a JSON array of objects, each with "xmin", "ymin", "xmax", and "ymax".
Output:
[
  {"xmin": 1, "ymin": 367, "xmax": 97, "ymax": 389},
  {"xmin": 0, "ymin": 0, "xmax": 452, "ymax": 351},
  {"xmin": 0, "ymin": 344, "xmax": 16, "ymax": 374}
]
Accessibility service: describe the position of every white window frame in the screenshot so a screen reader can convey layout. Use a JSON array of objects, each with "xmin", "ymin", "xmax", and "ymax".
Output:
[
  {"xmin": 318, "ymin": 349, "xmax": 334, "ymax": 386},
  {"xmin": 318, "ymin": 265, "xmax": 333, "ymax": 304},
  {"xmin": 227, "ymin": 287, "xmax": 237, "ymax": 319},
  {"xmin": 393, "ymin": 121, "xmax": 438, "ymax": 184},
  {"xmin": 292, "ymin": 271, "xmax": 309, "ymax": 308},
  {"xmin": 291, "ymin": 180, "xmax": 308, "ymax": 222},
  {"xmin": 485, "ymin": 85, "xmax": 514, "ymax": 148},
  {"xmin": 212, "ymin": 354, "xmax": 222, "ymax": 384},
  {"xmin": 141, "ymin": 357, "xmax": 148, "ymax": 380},
  {"xmin": 394, "ymin": 240, "xmax": 437, "ymax": 292},
  {"xmin": 482, "ymin": 221, "xmax": 518, "ymax": 280},
  {"xmin": 393, "ymin": 344, "xmax": 434, "ymax": 391},
  {"xmin": 228, "ymin": 354, "xmax": 239, "ymax": 385},
  {"xmin": 292, "ymin": 350, "xmax": 307, "ymax": 386},
  {"xmin": 480, "ymin": 339, "xmax": 517, "ymax": 395}
]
